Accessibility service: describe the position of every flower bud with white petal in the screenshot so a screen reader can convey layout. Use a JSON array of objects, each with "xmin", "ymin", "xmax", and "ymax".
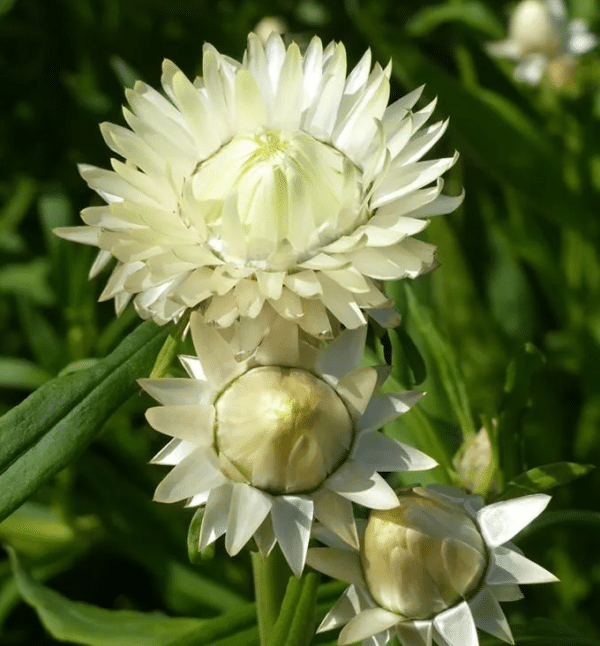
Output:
[
  {"xmin": 360, "ymin": 487, "xmax": 488, "ymax": 619},
  {"xmin": 215, "ymin": 365, "xmax": 355, "ymax": 494},
  {"xmin": 509, "ymin": 0, "xmax": 564, "ymax": 57}
]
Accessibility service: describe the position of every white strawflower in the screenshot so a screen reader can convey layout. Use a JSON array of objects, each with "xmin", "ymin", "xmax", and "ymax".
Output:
[
  {"xmin": 307, "ymin": 485, "xmax": 558, "ymax": 646},
  {"xmin": 56, "ymin": 33, "xmax": 462, "ymax": 337},
  {"xmin": 139, "ymin": 313, "xmax": 436, "ymax": 575},
  {"xmin": 487, "ymin": 0, "xmax": 597, "ymax": 86}
]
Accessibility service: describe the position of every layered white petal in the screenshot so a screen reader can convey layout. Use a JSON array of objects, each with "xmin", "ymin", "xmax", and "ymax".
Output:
[
  {"xmin": 433, "ymin": 601, "xmax": 478, "ymax": 646},
  {"xmin": 339, "ymin": 608, "xmax": 401, "ymax": 645},
  {"xmin": 271, "ymin": 495, "xmax": 314, "ymax": 576},
  {"xmin": 469, "ymin": 588, "xmax": 514, "ymax": 644},
  {"xmin": 313, "ymin": 488, "xmax": 359, "ymax": 549},
  {"xmin": 352, "ymin": 431, "xmax": 437, "ymax": 472},
  {"xmin": 477, "ymin": 494, "xmax": 551, "ymax": 547},
  {"xmin": 487, "ymin": 545, "xmax": 559, "ymax": 585},
  {"xmin": 225, "ymin": 483, "xmax": 273, "ymax": 556},
  {"xmin": 326, "ymin": 461, "xmax": 399, "ymax": 509}
]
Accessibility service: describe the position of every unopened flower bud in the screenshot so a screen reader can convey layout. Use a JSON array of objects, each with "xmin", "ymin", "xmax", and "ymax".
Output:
[
  {"xmin": 508, "ymin": 0, "xmax": 564, "ymax": 57},
  {"xmin": 360, "ymin": 487, "xmax": 488, "ymax": 619},
  {"xmin": 215, "ymin": 366, "xmax": 354, "ymax": 493}
]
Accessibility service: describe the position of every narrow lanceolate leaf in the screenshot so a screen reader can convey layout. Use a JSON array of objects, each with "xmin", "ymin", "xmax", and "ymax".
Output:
[
  {"xmin": 496, "ymin": 462, "xmax": 595, "ymax": 501},
  {"xmin": 0, "ymin": 321, "xmax": 169, "ymax": 522},
  {"xmin": 266, "ymin": 573, "xmax": 319, "ymax": 646},
  {"xmin": 266, "ymin": 576, "xmax": 303, "ymax": 646},
  {"xmin": 8, "ymin": 547, "xmax": 205, "ymax": 646},
  {"xmin": 282, "ymin": 572, "xmax": 318, "ymax": 646}
]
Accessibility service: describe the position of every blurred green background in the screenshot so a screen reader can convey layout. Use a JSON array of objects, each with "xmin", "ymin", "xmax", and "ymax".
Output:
[{"xmin": 1, "ymin": 0, "xmax": 600, "ymax": 644}]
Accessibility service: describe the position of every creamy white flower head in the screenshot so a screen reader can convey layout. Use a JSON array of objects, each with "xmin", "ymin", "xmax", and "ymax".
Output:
[
  {"xmin": 138, "ymin": 313, "xmax": 436, "ymax": 576},
  {"xmin": 56, "ymin": 34, "xmax": 462, "ymax": 335},
  {"xmin": 307, "ymin": 485, "xmax": 558, "ymax": 646},
  {"xmin": 487, "ymin": 0, "xmax": 597, "ymax": 86}
]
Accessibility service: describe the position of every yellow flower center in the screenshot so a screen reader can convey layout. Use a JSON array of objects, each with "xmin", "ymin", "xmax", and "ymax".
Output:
[
  {"xmin": 189, "ymin": 128, "xmax": 364, "ymax": 268},
  {"xmin": 361, "ymin": 490, "xmax": 488, "ymax": 619},
  {"xmin": 214, "ymin": 366, "xmax": 354, "ymax": 494}
]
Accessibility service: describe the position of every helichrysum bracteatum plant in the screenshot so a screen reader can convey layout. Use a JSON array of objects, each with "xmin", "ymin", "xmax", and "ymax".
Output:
[{"xmin": 9, "ymin": 24, "xmax": 600, "ymax": 646}]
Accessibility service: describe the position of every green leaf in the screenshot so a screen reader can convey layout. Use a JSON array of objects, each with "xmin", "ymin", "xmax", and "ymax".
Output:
[
  {"xmin": 405, "ymin": 1, "xmax": 504, "ymax": 38},
  {"xmin": 8, "ymin": 546, "xmax": 207, "ymax": 646},
  {"xmin": 496, "ymin": 343, "xmax": 546, "ymax": 485},
  {"xmin": 497, "ymin": 462, "xmax": 595, "ymax": 500},
  {"xmin": 0, "ymin": 358, "xmax": 51, "ymax": 390},
  {"xmin": 282, "ymin": 572, "xmax": 318, "ymax": 646},
  {"xmin": 480, "ymin": 618, "xmax": 600, "ymax": 644},
  {"xmin": 16, "ymin": 297, "xmax": 66, "ymax": 373},
  {"xmin": 0, "ymin": 259, "xmax": 55, "ymax": 306},
  {"xmin": 0, "ymin": 0, "xmax": 16, "ymax": 16},
  {"xmin": 267, "ymin": 574, "xmax": 316, "ymax": 646},
  {"xmin": 0, "ymin": 321, "xmax": 169, "ymax": 522}
]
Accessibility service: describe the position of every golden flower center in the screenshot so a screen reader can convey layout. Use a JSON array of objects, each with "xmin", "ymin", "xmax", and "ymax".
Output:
[
  {"xmin": 189, "ymin": 128, "xmax": 364, "ymax": 267},
  {"xmin": 214, "ymin": 366, "xmax": 354, "ymax": 494},
  {"xmin": 361, "ymin": 490, "xmax": 488, "ymax": 619}
]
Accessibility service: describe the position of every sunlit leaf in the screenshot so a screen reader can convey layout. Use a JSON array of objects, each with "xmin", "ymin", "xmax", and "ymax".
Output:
[
  {"xmin": 0, "ymin": 321, "xmax": 169, "ymax": 522},
  {"xmin": 497, "ymin": 462, "xmax": 595, "ymax": 500}
]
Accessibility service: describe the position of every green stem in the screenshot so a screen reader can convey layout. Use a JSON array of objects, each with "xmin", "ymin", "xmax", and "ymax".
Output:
[
  {"xmin": 149, "ymin": 310, "xmax": 191, "ymax": 379},
  {"xmin": 251, "ymin": 545, "xmax": 291, "ymax": 645}
]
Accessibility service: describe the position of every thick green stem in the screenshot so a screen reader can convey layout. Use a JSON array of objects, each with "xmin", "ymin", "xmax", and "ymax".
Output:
[{"xmin": 251, "ymin": 545, "xmax": 291, "ymax": 645}]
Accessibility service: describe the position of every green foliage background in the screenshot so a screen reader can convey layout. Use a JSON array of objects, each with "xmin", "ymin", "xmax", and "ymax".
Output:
[{"xmin": 1, "ymin": 0, "xmax": 600, "ymax": 644}]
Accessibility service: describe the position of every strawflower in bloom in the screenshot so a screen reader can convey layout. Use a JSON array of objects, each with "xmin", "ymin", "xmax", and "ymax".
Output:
[
  {"xmin": 307, "ymin": 485, "xmax": 557, "ymax": 646},
  {"xmin": 139, "ymin": 313, "xmax": 436, "ymax": 575},
  {"xmin": 487, "ymin": 0, "xmax": 597, "ymax": 86},
  {"xmin": 56, "ymin": 33, "xmax": 462, "ymax": 339}
]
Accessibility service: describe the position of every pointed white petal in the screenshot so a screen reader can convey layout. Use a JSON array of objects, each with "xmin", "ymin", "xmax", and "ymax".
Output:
[
  {"xmin": 326, "ymin": 460, "xmax": 399, "ymax": 509},
  {"xmin": 487, "ymin": 545, "xmax": 558, "ymax": 585},
  {"xmin": 306, "ymin": 547, "xmax": 365, "ymax": 588},
  {"xmin": 189, "ymin": 312, "xmax": 244, "ymax": 390},
  {"xmin": 225, "ymin": 483, "xmax": 272, "ymax": 556},
  {"xmin": 477, "ymin": 495, "xmax": 551, "ymax": 547},
  {"xmin": 150, "ymin": 438, "xmax": 196, "ymax": 465},
  {"xmin": 352, "ymin": 431, "xmax": 437, "ymax": 472},
  {"xmin": 358, "ymin": 391, "xmax": 424, "ymax": 432},
  {"xmin": 339, "ymin": 608, "xmax": 401, "ymax": 645},
  {"xmin": 469, "ymin": 588, "xmax": 514, "ymax": 644},
  {"xmin": 395, "ymin": 621, "xmax": 433, "ymax": 646},
  {"xmin": 138, "ymin": 377, "xmax": 209, "ymax": 406},
  {"xmin": 313, "ymin": 489, "xmax": 359, "ymax": 549},
  {"xmin": 490, "ymin": 585, "xmax": 524, "ymax": 602},
  {"xmin": 153, "ymin": 448, "xmax": 226, "ymax": 503},
  {"xmin": 271, "ymin": 496, "xmax": 314, "ymax": 576},
  {"xmin": 253, "ymin": 515, "xmax": 276, "ymax": 557},
  {"xmin": 336, "ymin": 367, "xmax": 378, "ymax": 417},
  {"xmin": 317, "ymin": 585, "xmax": 361, "ymax": 632},
  {"xmin": 433, "ymin": 602, "xmax": 478, "ymax": 646},
  {"xmin": 54, "ymin": 226, "xmax": 100, "ymax": 245},
  {"xmin": 315, "ymin": 325, "xmax": 367, "ymax": 381},
  {"xmin": 199, "ymin": 483, "xmax": 232, "ymax": 550},
  {"xmin": 255, "ymin": 316, "xmax": 299, "ymax": 366},
  {"xmin": 145, "ymin": 405, "xmax": 214, "ymax": 444}
]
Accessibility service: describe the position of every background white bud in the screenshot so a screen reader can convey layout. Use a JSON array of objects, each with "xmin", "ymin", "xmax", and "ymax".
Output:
[
  {"xmin": 360, "ymin": 488, "xmax": 487, "ymax": 619},
  {"xmin": 509, "ymin": 0, "xmax": 564, "ymax": 57},
  {"xmin": 215, "ymin": 366, "xmax": 354, "ymax": 493}
]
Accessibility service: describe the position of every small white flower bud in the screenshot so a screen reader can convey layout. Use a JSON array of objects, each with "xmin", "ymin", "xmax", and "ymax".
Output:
[
  {"xmin": 360, "ymin": 488, "xmax": 488, "ymax": 619},
  {"xmin": 509, "ymin": 0, "xmax": 564, "ymax": 57},
  {"xmin": 215, "ymin": 366, "xmax": 354, "ymax": 493}
]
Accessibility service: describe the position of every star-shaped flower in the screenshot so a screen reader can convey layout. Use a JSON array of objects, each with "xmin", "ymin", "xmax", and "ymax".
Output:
[
  {"xmin": 308, "ymin": 485, "xmax": 557, "ymax": 645},
  {"xmin": 140, "ymin": 314, "xmax": 436, "ymax": 575}
]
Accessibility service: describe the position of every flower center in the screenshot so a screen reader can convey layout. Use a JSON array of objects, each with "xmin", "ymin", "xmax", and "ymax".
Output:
[
  {"xmin": 214, "ymin": 366, "xmax": 354, "ymax": 494},
  {"xmin": 188, "ymin": 128, "xmax": 364, "ymax": 268},
  {"xmin": 361, "ymin": 492, "xmax": 488, "ymax": 619}
]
